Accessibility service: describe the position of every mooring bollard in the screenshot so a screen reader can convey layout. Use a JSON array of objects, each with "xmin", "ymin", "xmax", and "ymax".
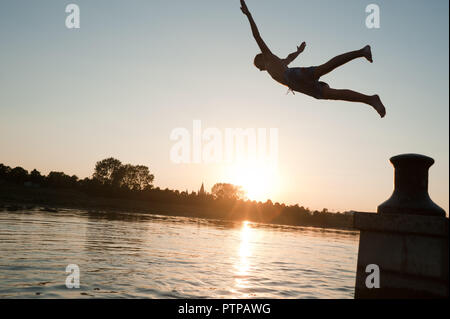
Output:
[{"xmin": 354, "ymin": 154, "xmax": 449, "ymax": 298}]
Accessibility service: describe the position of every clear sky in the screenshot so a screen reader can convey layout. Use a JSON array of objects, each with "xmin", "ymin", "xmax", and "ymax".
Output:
[{"xmin": 0, "ymin": 0, "xmax": 448, "ymax": 213}]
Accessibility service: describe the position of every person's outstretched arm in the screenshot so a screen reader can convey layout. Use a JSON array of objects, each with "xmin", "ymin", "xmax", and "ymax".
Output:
[
  {"xmin": 283, "ymin": 42, "xmax": 306, "ymax": 65},
  {"xmin": 240, "ymin": 0, "xmax": 271, "ymax": 54}
]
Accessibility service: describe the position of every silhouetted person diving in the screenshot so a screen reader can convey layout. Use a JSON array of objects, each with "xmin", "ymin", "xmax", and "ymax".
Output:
[{"xmin": 240, "ymin": 0, "xmax": 386, "ymax": 118}]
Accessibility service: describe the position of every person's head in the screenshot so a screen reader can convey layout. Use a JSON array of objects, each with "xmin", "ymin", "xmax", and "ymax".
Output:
[{"xmin": 254, "ymin": 53, "xmax": 266, "ymax": 71}]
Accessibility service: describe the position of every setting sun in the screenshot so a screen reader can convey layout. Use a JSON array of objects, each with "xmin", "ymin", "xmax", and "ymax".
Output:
[{"xmin": 227, "ymin": 162, "xmax": 278, "ymax": 202}]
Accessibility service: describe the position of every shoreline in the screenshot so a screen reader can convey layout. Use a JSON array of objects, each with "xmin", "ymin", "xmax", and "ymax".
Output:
[{"xmin": 0, "ymin": 183, "xmax": 356, "ymax": 231}]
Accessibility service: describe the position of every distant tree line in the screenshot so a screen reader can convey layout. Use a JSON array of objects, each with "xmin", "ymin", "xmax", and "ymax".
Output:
[
  {"xmin": 0, "ymin": 158, "xmax": 156, "ymax": 192},
  {"xmin": 0, "ymin": 159, "xmax": 354, "ymax": 228},
  {"xmin": 0, "ymin": 164, "xmax": 79, "ymax": 189}
]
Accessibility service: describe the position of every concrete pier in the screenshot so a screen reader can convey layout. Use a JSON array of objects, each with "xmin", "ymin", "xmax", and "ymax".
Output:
[{"xmin": 354, "ymin": 154, "xmax": 448, "ymax": 298}]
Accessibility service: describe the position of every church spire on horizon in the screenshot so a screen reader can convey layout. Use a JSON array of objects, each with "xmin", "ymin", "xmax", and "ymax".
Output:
[{"xmin": 199, "ymin": 182, "xmax": 205, "ymax": 196}]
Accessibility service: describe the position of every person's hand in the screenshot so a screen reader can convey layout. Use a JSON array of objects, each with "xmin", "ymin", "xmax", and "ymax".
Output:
[
  {"xmin": 240, "ymin": 0, "xmax": 250, "ymax": 16},
  {"xmin": 297, "ymin": 42, "xmax": 306, "ymax": 53}
]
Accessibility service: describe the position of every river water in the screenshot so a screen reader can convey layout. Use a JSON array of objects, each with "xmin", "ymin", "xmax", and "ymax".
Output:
[{"xmin": 0, "ymin": 209, "xmax": 359, "ymax": 298}]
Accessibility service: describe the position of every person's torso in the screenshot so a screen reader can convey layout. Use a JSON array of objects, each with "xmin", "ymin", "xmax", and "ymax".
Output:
[{"xmin": 265, "ymin": 54, "xmax": 288, "ymax": 86}]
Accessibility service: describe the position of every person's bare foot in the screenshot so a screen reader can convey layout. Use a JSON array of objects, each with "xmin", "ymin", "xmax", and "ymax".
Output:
[
  {"xmin": 370, "ymin": 95, "xmax": 386, "ymax": 118},
  {"xmin": 362, "ymin": 45, "xmax": 373, "ymax": 63}
]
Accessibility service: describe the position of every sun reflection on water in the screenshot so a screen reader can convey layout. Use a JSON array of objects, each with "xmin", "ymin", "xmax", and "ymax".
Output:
[{"xmin": 233, "ymin": 221, "xmax": 253, "ymax": 297}]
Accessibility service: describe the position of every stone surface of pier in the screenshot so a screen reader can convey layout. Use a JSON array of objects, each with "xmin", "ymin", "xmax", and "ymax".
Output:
[{"xmin": 354, "ymin": 154, "xmax": 449, "ymax": 298}]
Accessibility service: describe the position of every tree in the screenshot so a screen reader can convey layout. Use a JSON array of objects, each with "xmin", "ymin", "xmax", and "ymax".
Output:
[
  {"xmin": 46, "ymin": 172, "xmax": 77, "ymax": 188},
  {"xmin": 92, "ymin": 158, "xmax": 154, "ymax": 191},
  {"xmin": 120, "ymin": 164, "xmax": 154, "ymax": 191},
  {"xmin": 120, "ymin": 164, "xmax": 138, "ymax": 190},
  {"xmin": 30, "ymin": 169, "xmax": 44, "ymax": 185},
  {"xmin": 8, "ymin": 167, "xmax": 29, "ymax": 184},
  {"xmin": 211, "ymin": 183, "xmax": 246, "ymax": 200},
  {"xmin": 93, "ymin": 158, "xmax": 122, "ymax": 185},
  {"xmin": 0, "ymin": 164, "xmax": 11, "ymax": 180},
  {"xmin": 134, "ymin": 165, "xmax": 154, "ymax": 190}
]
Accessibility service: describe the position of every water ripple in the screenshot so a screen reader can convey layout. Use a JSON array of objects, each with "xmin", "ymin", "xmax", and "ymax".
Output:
[{"xmin": 0, "ymin": 210, "xmax": 359, "ymax": 298}]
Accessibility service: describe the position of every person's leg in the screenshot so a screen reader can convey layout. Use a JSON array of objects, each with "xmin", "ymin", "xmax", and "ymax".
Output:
[
  {"xmin": 321, "ymin": 85, "xmax": 386, "ymax": 118},
  {"xmin": 314, "ymin": 45, "xmax": 372, "ymax": 79}
]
